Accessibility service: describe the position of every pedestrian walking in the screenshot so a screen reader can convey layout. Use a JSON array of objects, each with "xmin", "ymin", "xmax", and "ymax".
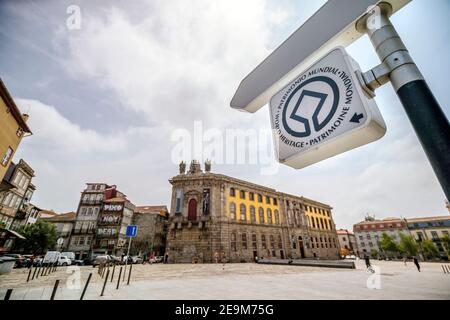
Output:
[
  {"xmin": 364, "ymin": 255, "xmax": 371, "ymax": 268},
  {"xmin": 403, "ymin": 256, "xmax": 407, "ymax": 266},
  {"xmin": 413, "ymin": 256, "xmax": 421, "ymax": 272}
]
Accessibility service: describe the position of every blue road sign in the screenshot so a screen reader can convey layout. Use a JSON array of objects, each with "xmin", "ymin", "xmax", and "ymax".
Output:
[{"xmin": 126, "ymin": 225, "xmax": 138, "ymax": 237}]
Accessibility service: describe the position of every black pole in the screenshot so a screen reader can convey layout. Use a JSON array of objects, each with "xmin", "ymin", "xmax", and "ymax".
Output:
[
  {"xmin": 4, "ymin": 289, "xmax": 13, "ymax": 300},
  {"xmin": 50, "ymin": 279, "xmax": 60, "ymax": 300},
  {"xmin": 27, "ymin": 266, "xmax": 33, "ymax": 282},
  {"xmin": 111, "ymin": 264, "xmax": 116, "ymax": 282},
  {"xmin": 101, "ymin": 270, "xmax": 110, "ymax": 296},
  {"xmin": 396, "ymin": 83, "xmax": 450, "ymax": 200},
  {"xmin": 32, "ymin": 266, "xmax": 38, "ymax": 280},
  {"xmin": 127, "ymin": 264, "xmax": 132, "ymax": 285},
  {"xmin": 116, "ymin": 267, "xmax": 122, "ymax": 290},
  {"xmin": 80, "ymin": 273, "xmax": 92, "ymax": 300}
]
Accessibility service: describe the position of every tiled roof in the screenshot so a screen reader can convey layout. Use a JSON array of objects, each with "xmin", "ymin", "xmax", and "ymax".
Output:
[
  {"xmin": 135, "ymin": 205, "xmax": 168, "ymax": 214},
  {"xmin": 41, "ymin": 211, "xmax": 76, "ymax": 222}
]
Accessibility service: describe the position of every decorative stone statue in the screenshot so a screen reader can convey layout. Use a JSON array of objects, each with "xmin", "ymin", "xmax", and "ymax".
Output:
[
  {"xmin": 205, "ymin": 159, "xmax": 211, "ymax": 173},
  {"xmin": 179, "ymin": 161, "xmax": 186, "ymax": 174},
  {"xmin": 189, "ymin": 160, "xmax": 202, "ymax": 174}
]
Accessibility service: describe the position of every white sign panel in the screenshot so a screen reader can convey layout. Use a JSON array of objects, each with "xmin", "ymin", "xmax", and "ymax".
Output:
[{"xmin": 270, "ymin": 47, "xmax": 386, "ymax": 169}]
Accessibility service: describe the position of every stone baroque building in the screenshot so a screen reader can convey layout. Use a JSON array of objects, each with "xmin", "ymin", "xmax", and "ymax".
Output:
[
  {"xmin": 165, "ymin": 161, "xmax": 339, "ymax": 263},
  {"xmin": 337, "ymin": 229, "xmax": 359, "ymax": 257}
]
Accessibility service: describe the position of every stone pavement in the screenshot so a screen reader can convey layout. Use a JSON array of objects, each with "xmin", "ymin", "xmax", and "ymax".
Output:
[{"xmin": 0, "ymin": 260, "xmax": 449, "ymax": 300}]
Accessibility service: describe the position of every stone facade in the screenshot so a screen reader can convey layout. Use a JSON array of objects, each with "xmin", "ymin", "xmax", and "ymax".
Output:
[{"xmin": 165, "ymin": 161, "xmax": 339, "ymax": 263}]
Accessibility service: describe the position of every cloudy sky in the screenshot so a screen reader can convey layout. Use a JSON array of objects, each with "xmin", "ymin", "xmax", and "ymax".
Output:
[{"xmin": 0, "ymin": 0, "xmax": 449, "ymax": 230}]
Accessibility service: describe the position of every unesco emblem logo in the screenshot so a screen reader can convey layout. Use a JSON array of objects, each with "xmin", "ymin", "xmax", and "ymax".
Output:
[{"xmin": 282, "ymin": 76, "xmax": 339, "ymax": 138}]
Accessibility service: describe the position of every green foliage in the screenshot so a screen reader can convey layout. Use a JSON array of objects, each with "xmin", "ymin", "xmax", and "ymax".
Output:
[
  {"xmin": 421, "ymin": 239, "xmax": 440, "ymax": 260},
  {"xmin": 380, "ymin": 233, "xmax": 399, "ymax": 257},
  {"xmin": 0, "ymin": 221, "xmax": 6, "ymax": 229},
  {"xmin": 440, "ymin": 234, "xmax": 450, "ymax": 258},
  {"xmin": 398, "ymin": 233, "xmax": 418, "ymax": 257},
  {"xmin": 370, "ymin": 249, "xmax": 378, "ymax": 259},
  {"xmin": 14, "ymin": 221, "xmax": 58, "ymax": 254}
]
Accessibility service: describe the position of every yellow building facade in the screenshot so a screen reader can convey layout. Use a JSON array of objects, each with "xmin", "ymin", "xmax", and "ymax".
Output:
[{"xmin": 0, "ymin": 78, "xmax": 32, "ymax": 181}]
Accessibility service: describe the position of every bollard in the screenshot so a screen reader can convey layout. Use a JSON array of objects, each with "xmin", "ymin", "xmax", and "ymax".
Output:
[
  {"xmin": 4, "ymin": 289, "xmax": 13, "ymax": 300},
  {"xmin": 80, "ymin": 273, "xmax": 92, "ymax": 300},
  {"xmin": 445, "ymin": 265, "xmax": 450, "ymax": 274},
  {"xmin": 32, "ymin": 265, "xmax": 38, "ymax": 280},
  {"xmin": 100, "ymin": 270, "xmax": 110, "ymax": 296},
  {"xmin": 127, "ymin": 264, "xmax": 132, "ymax": 285},
  {"xmin": 116, "ymin": 267, "xmax": 122, "ymax": 290},
  {"xmin": 50, "ymin": 279, "xmax": 60, "ymax": 300},
  {"xmin": 36, "ymin": 265, "xmax": 40, "ymax": 279},
  {"xmin": 27, "ymin": 266, "xmax": 33, "ymax": 282},
  {"xmin": 111, "ymin": 264, "xmax": 116, "ymax": 282},
  {"xmin": 53, "ymin": 262, "xmax": 57, "ymax": 272},
  {"xmin": 42, "ymin": 264, "xmax": 47, "ymax": 276}
]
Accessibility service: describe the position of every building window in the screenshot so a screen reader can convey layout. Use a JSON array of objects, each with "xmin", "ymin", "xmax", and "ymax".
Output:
[
  {"xmin": 257, "ymin": 194, "xmax": 262, "ymax": 202},
  {"xmin": 311, "ymin": 217, "xmax": 316, "ymax": 228},
  {"xmin": 1, "ymin": 147, "xmax": 13, "ymax": 167},
  {"xmin": 249, "ymin": 192, "xmax": 254, "ymax": 201},
  {"xmin": 252, "ymin": 233, "xmax": 257, "ymax": 250},
  {"xmin": 230, "ymin": 188, "xmax": 235, "ymax": 197},
  {"xmin": 239, "ymin": 204, "xmax": 246, "ymax": 221},
  {"xmin": 240, "ymin": 190, "xmax": 245, "ymax": 199},
  {"xmin": 316, "ymin": 217, "xmax": 320, "ymax": 229},
  {"xmin": 270, "ymin": 235, "xmax": 275, "ymax": 249},
  {"xmin": 261, "ymin": 234, "xmax": 267, "ymax": 249},
  {"xmin": 320, "ymin": 218, "xmax": 324, "ymax": 229},
  {"xmin": 359, "ymin": 235, "xmax": 363, "ymax": 241},
  {"xmin": 273, "ymin": 198, "xmax": 278, "ymax": 205},
  {"xmin": 267, "ymin": 209, "xmax": 272, "ymax": 224},
  {"xmin": 274, "ymin": 210, "xmax": 280, "ymax": 224},
  {"xmin": 231, "ymin": 233, "xmax": 237, "ymax": 251},
  {"xmin": 431, "ymin": 231, "xmax": 439, "ymax": 240},
  {"xmin": 265, "ymin": 196, "xmax": 270, "ymax": 204},
  {"xmin": 277, "ymin": 235, "xmax": 283, "ymax": 249},
  {"xmin": 241, "ymin": 233, "xmax": 248, "ymax": 250},
  {"xmin": 369, "ymin": 242, "xmax": 373, "ymax": 247},
  {"xmin": 229, "ymin": 202, "xmax": 236, "ymax": 220},
  {"xmin": 250, "ymin": 206, "xmax": 256, "ymax": 223},
  {"xmin": 259, "ymin": 208, "xmax": 265, "ymax": 224}
]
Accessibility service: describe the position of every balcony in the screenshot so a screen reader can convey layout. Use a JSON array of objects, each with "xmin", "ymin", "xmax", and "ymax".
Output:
[
  {"xmin": 71, "ymin": 228, "xmax": 95, "ymax": 235},
  {"xmin": 80, "ymin": 199, "xmax": 103, "ymax": 205}
]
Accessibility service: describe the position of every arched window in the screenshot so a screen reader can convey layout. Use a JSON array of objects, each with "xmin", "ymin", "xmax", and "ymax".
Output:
[
  {"xmin": 274, "ymin": 209, "xmax": 280, "ymax": 224},
  {"xmin": 241, "ymin": 233, "xmax": 247, "ymax": 250},
  {"xmin": 320, "ymin": 218, "xmax": 324, "ymax": 229},
  {"xmin": 240, "ymin": 204, "xmax": 246, "ymax": 221},
  {"xmin": 250, "ymin": 206, "xmax": 256, "ymax": 223},
  {"xmin": 261, "ymin": 234, "xmax": 267, "ymax": 249},
  {"xmin": 316, "ymin": 217, "xmax": 320, "ymax": 229},
  {"xmin": 267, "ymin": 209, "xmax": 272, "ymax": 224},
  {"xmin": 229, "ymin": 202, "xmax": 236, "ymax": 220},
  {"xmin": 270, "ymin": 235, "xmax": 275, "ymax": 249},
  {"xmin": 259, "ymin": 207, "xmax": 265, "ymax": 224},
  {"xmin": 231, "ymin": 232, "xmax": 237, "ymax": 251},
  {"xmin": 230, "ymin": 188, "xmax": 235, "ymax": 197},
  {"xmin": 188, "ymin": 199, "xmax": 197, "ymax": 220},
  {"xmin": 252, "ymin": 233, "xmax": 257, "ymax": 249},
  {"xmin": 278, "ymin": 235, "xmax": 283, "ymax": 249}
]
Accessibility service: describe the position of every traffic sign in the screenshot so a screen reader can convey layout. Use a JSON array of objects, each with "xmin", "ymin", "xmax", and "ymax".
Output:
[
  {"xmin": 230, "ymin": 0, "xmax": 410, "ymax": 113},
  {"xmin": 270, "ymin": 47, "xmax": 386, "ymax": 169},
  {"xmin": 126, "ymin": 225, "xmax": 138, "ymax": 237}
]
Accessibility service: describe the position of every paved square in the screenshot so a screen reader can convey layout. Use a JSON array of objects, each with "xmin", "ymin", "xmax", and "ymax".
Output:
[{"xmin": 0, "ymin": 260, "xmax": 449, "ymax": 300}]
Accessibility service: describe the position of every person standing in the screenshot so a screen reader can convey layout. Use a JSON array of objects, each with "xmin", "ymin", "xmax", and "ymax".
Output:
[
  {"xmin": 403, "ymin": 256, "xmax": 407, "ymax": 266},
  {"xmin": 364, "ymin": 255, "xmax": 371, "ymax": 269},
  {"xmin": 413, "ymin": 256, "xmax": 421, "ymax": 272}
]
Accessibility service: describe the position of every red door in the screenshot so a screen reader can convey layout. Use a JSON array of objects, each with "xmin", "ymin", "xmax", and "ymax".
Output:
[{"xmin": 188, "ymin": 199, "xmax": 197, "ymax": 220}]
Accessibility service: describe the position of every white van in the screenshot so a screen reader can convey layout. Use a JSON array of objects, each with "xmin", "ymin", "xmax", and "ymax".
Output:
[
  {"xmin": 61, "ymin": 252, "xmax": 75, "ymax": 261},
  {"xmin": 43, "ymin": 251, "xmax": 61, "ymax": 264}
]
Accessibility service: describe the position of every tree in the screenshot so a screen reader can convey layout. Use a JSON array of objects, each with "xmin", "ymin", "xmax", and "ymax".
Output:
[
  {"xmin": 421, "ymin": 240, "xmax": 440, "ymax": 260},
  {"xmin": 398, "ymin": 233, "xmax": 418, "ymax": 257},
  {"xmin": 379, "ymin": 233, "xmax": 399, "ymax": 258},
  {"xmin": 370, "ymin": 249, "xmax": 378, "ymax": 259},
  {"xmin": 14, "ymin": 221, "xmax": 58, "ymax": 254},
  {"xmin": 440, "ymin": 234, "xmax": 450, "ymax": 259}
]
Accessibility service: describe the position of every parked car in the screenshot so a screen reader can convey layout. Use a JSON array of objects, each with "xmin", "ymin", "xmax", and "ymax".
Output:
[
  {"xmin": 72, "ymin": 259, "xmax": 85, "ymax": 266},
  {"xmin": 110, "ymin": 255, "xmax": 121, "ymax": 264},
  {"xmin": 131, "ymin": 256, "xmax": 143, "ymax": 264},
  {"xmin": 33, "ymin": 256, "xmax": 43, "ymax": 267},
  {"xmin": 344, "ymin": 255, "xmax": 357, "ymax": 260},
  {"xmin": 155, "ymin": 256, "xmax": 164, "ymax": 263},
  {"xmin": 57, "ymin": 256, "xmax": 72, "ymax": 266},
  {"xmin": 2, "ymin": 254, "xmax": 26, "ymax": 268},
  {"xmin": 92, "ymin": 255, "xmax": 113, "ymax": 267},
  {"xmin": 121, "ymin": 255, "xmax": 134, "ymax": 265},
  {"xmin": 61, "ymin": 252, "xmax": 75, "ymax": 261}
]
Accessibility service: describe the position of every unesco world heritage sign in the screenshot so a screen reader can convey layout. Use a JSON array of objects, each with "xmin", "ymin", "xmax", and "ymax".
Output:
[{"xmin": 269, "ymin": 47, "xmax": 386, "ymax": 169}]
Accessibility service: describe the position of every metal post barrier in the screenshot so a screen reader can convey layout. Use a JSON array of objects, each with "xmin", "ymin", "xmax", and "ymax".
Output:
[
  {"xmin": 4, "ymin": 289, "xmax": 13, "ymax": 300},
  {"xmin": 111, "ymin": 264, "xmax": 116, "ymax": 282},
  {"xmin": 445, "ymin": 265, "xmax": 449, "ymax": 274},
  {"xmin": 32, "ymin": 265, "xmax": 38, "ymax": 280},
  {"xmin": 100, "ymin": 270, "xmax": 110, "ymax": 296},
  {"xmin": 116, "ymin": 267, "xmax": 122, "ymax": 290},
  {"xmin": 127, "ymin": 264, "xmax": 132, "ymax": 285},
  {"xmin": 50, "ymin": 279, "xmax": 60, "ymax": 300},
  {"xmin": 27, "ymin": 266, "xmax": 33, "ymax": 282},
  {"xmin": 80, "ymin": 273, "xmax": 92, "ymax": 300},
  {"xmin": 36, "ymin": 265, "xmax": 40, "ymax": 279},
  {"xmin": 42, "ymin": 263, "xmax": 47, "ymax": 276}
]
